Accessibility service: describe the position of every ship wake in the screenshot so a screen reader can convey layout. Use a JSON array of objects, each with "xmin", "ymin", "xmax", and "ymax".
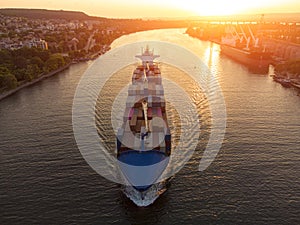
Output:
[{"xmin": 122, "ymin": 181, "xmax": 168, "ymax": 207}]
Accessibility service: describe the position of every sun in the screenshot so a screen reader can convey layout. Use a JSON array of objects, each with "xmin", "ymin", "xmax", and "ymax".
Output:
[
  {"xmin": 165, "ymin": 0, "xmax": 284, "ymax": 16},
  {"xmin": 179, "ymin": 0, "xmax": 247, "ymax": 16}
]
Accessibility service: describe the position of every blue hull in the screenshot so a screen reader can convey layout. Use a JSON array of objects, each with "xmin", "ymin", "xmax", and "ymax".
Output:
[{"xmin": 118, "ymin": 150, "xmax": 168, "ymax": 191}]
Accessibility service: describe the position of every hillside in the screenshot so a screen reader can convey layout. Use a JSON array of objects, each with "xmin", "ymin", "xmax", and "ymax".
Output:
[{"xmin": 0, "ymin": 8, "xmax": 105, "ymax": 20}]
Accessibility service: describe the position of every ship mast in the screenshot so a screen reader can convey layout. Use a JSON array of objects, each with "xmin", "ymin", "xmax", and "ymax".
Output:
[{"xmin": 142, "ymin": 100, "xmax": 149, "ymax": 133}]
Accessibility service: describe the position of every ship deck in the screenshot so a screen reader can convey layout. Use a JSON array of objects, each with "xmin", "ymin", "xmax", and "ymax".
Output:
[{"xmin": 116, "ymin": 63, "xmax": 171, "ymax": 155}]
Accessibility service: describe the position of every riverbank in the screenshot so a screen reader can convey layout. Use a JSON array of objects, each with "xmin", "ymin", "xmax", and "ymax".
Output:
[
  {"xmin": 0, "ymin": 45, "xmax": 110, "ymax": 102},
  {"xmin": 0, "ymin": 31, "xmax": 136, "ymax": 102},
  {"xmin": 271, "ymin": 59, "xmax": 300, "ymax": 89},
  {"xmin": 0, "ymin": 62, "xmax": 73, "ymax": 101},
  {"xmin": 185, "ymin": 22, "xmax": 300, "ymax": 72}
]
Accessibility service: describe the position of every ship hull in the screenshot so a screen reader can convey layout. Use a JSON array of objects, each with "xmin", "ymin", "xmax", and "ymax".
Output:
[
  {"xmin": 118, "ymin": 150, "xmax": 169, "ymax": 191},
  {"xmin": 221, "ymin": 45, "xmax": 271, "ymax": 73}
]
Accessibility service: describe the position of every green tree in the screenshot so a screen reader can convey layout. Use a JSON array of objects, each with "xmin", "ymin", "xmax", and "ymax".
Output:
[
  {"xmin": 30, "ymin": 56, "xmax": 44, "ymax": 70},
  {"xmin": 25, "ymin": 64, "xmax": 41, "ymax": 81},
  {"xmin": 0, "ymin": 49, "xmax": 12, "ymax": 65},
  {"xmin": 13, "ymin": 56, "xmax": 27, "ymax": 69},
  {"xmin": 0, "ymin": 66, "xmax": 18, "ymax": 90},
  {"xmin": 14, "ymin": 47, "xmax": 37, "ymax": 59},
  {"xmin": 44, "ymin": 54, "xmax": 65, "ymax": 73},
  {"xmin": 37, "ymin": 49, "xmax": 50, "ymax": 62},
  {"xmin": 13, "ymin": 68, "xmax": 27, "ymax": 81}
]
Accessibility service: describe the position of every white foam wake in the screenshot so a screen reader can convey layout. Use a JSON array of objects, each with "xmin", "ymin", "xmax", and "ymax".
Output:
[{"xmin": 122, "ymin": 181, "xmax": 168, "ymax": 207}]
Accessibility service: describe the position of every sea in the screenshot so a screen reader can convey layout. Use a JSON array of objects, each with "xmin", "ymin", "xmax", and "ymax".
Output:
[{"xmin": 0, "ymin": 29, "xmax": 299, "ymax": 225}]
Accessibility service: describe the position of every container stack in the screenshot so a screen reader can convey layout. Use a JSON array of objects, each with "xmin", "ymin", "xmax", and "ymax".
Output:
[{"xmin": 117, "ymin": 62, "xmax": 170, "ymax": 156}]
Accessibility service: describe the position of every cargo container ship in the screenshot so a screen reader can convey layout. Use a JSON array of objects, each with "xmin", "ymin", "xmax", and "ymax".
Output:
[
  {"xmin": 220, "ymin": 44, "xmax": 272, "ymax": 73},
  {"xmin": 116, "ymin": 47, "xmax": 171, "ymax": 200},
  {"xmin": 220, "ymin": 25, "xmax": 272, "ymax": 73}
]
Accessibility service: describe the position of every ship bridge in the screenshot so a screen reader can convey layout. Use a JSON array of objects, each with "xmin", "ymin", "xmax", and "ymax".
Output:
[{"xmin": 135, "ymin": 46, "xmax": 160, "ymax": 66}]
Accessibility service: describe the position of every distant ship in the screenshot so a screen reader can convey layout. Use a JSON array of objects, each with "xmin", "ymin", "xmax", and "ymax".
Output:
[
  {"xmin": 220, "ymin": 24, "xmax": 272, "ymax": 73},
  {"xmin": 273, "ymin": 76, "xmax": 291, "ymax": 88},
  {"xmin": 116, "ymin": 46, "xmax": 171, "ymax": 202}
]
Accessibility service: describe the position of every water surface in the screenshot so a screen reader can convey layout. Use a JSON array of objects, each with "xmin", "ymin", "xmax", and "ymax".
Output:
[{"xmin": 1, "ymin": 29, "xmax": 299, "ymax": 224}]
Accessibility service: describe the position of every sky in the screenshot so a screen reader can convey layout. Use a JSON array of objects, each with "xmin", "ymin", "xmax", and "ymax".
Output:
[{"xmin": 0, "ymin": 0, "xmax": 299, "ymax": 18}]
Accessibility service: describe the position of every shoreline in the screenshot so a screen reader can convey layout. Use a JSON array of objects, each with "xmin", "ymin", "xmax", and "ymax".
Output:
[
  {"xmin": 0, "ymin": 62, "xmax": 74, "ymax": 101},
  {"xmin": 0, "ymin": 28, "xmax": 184, "ymax": 102}
]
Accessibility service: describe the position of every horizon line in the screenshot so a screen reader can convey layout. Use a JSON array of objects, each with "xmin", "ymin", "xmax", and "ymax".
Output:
[{"xmin": 0, "ymin": 7, "xmax": 300, "ymax": 21}]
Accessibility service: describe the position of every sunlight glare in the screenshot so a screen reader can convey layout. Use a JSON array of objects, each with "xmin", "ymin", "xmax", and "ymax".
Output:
[{"xmin": 167, "ymin": 0, "xmax": 285, "ymax": 16}]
